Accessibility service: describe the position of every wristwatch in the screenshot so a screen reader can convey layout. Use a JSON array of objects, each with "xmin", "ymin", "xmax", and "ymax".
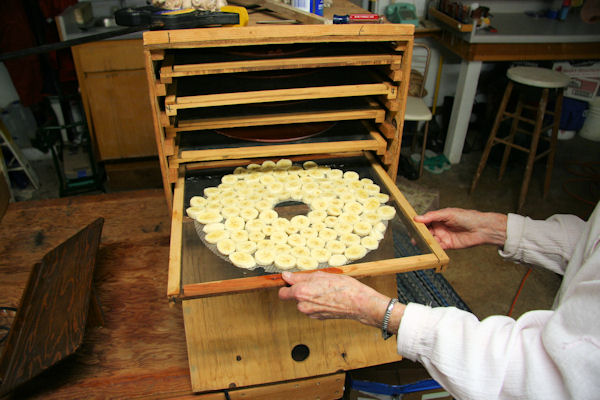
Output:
[{"xmin": 382, "ymin": 298, "xmax": 398, "ymax": 340}]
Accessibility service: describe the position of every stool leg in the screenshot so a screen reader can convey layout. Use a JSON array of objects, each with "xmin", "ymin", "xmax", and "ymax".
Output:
[
  {"xmin": 518, "ymin": 88, "xmax": 549, "ymax": 212},
  {"xmin": 499, "ymin": 95, "xmax": 524, "ymax": 181},
  {"xmin": 470, "ymin": 81, "xmax": 513, "ymax": 194},
  {"xmin": 543, "ymin": 88, "xmax": 564, "ymax": 199},
  {"xmin": 419, "ymin": 121, "xmax": 430, "ymax": 178}
]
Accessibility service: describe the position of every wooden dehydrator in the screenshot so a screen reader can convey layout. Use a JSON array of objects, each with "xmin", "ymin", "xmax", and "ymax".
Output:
[{"xmin": 142, "ymin": 24, "xmax": 448, "ymax": 398}]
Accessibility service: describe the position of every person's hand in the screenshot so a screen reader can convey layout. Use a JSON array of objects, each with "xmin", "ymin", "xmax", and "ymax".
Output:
[
  {"xmin": 414, "ymin": 208, "xmax": 507, "ymax": 250},
  {"xmin": 278, "ymin": 271, "xmax": 393, "ymax": 328}
]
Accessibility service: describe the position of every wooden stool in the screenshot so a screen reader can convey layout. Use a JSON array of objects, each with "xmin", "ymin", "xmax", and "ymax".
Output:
[{"xmin": 470, "ymin": 66, "xmax": 570, "ymax": 212}]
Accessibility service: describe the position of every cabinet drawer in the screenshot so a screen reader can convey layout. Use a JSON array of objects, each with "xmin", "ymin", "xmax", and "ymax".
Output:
[
  {"xmin": 74, "ymin": 39, "xmax": 145, "ymax": 73},
  {"xmin": 168, "ymin": 152, "xmax": 447, "ymax": 300}
]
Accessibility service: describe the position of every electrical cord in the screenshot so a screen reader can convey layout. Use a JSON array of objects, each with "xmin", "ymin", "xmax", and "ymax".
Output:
[
  {"xmin": 507, "ymin": 268, "xmax": 532, "ymax": 317},
  {"xmin": 562, "ymin": 161, "xmax": 600, "ymax": 206}
]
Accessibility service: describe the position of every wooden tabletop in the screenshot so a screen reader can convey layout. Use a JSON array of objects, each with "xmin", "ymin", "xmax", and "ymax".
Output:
[{"xmin": 0, "ymin": 190, "xmax": 199, "ymax": 399}]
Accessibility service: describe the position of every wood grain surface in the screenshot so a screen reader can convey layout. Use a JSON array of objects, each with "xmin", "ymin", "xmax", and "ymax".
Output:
[{"xmin": 0, "ymin": 190, "xmax": 197, "ymax": 399}]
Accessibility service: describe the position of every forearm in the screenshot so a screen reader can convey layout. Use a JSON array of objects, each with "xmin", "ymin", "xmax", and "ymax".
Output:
[
  {"xmin": 356, "ymin": 291, "xmax": 406, "ymax": 336},
  {"xmin": 478, "ymin": 212, "xmax": 507, "ymax": 247}
]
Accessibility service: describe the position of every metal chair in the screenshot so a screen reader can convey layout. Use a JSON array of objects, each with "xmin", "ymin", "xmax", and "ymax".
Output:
[{"xmin": 404, "ymin": 43, "xmax": 432, "ymax": 177}]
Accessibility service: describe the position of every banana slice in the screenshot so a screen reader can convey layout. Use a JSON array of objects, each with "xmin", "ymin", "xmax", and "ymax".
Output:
[
  {"xmin": 259, "ymin": 209, "xmax": 279, "ymax": 224},
  {"xmin": 363, "ymin": 198, "xmax": 381, "ymax": 212},
  {"xmin": 247, "ymin": 163, "xmax": 261, "ymax": 171},
  {"xmin": 238, "ymin": 199, "xmax": 254, "ymax": 209},
  {"xmin": 340, "ymin": 233, "xmax": 361, "ymax": 246},
  {"xmin": 326, "ymin": 168, "xmax": 343, "ymax": 179},
  {"xmin": 310, "ymin": 198, "xmax": 329, "ymax": 211},
  {"xmin": 229, "ymin": 229, "xmax": 249, "ymax": 243},
  {"xmin": 190, "ymin": 196, "xmax": 207, "ymax": 207},
  {"xmin": 296, "ymin": 256, "xmax": 318, "ymax": 271},
  {"xmin": 376, "ymin": 193, "xmax": 390, "ymax": 203},
  {"xmin": 303, "ymin": 161, "xmax": 318, "ymax": 169},
  {"xmin": 319, "ymin": 228, "xmax": 338, "ymax": 242},
  {"xmin": 303, "ymin": 193, "xmax": 319, "ymax": 204},
  {"xmin": 370, "ymin": 228, "xmax": 385, "ymax": 241},
  {"xmin": 276, "ymin": 158, "xmax": 293, "ymax": 170},
  {"xmin": 221, "ymin": 174, "xmax": 238, "ymax": 185},
  {"xmin": 364, "ymin": 183, "xmax": 381, "ymax": 195},
  {"xmin": 245, "ymin": 219, "xmax": 265, "ymax": 233},
  {"xmin": 328, "ymin": 254, "xmax": 347, "ymax": 267},
  {"xmin": 203, "ymin": 222, "xmax": 225, "ymax": 233},
  {"xmin": 377, "ymin": 205, "xmax": 396, "ymax": 221},
  {"xmin": 268, "ymin": 182, "xmax": 284, "ymax": 195},
  {"xmin": 311, "ymin": 248, "xmax": 331, "ymax": 264},
  {"xmin": 246, "ymin": 193, "xmax": 262, "ymax": 203},
  {"xmin": 233, "ymin": 166, "xmax": 247, "ymax": 175},
  {"xmin": 299, "ymin": 227, "xmax": 318, "ymax": 239},
  {"xmin": 324, "ymin": 216, "xmax": 338, "ymax": 228},
  {"xmin": 374, "ymin": 221, "xmax": 387, "ymax": 233},
  {"xmin": 361, "ymin": 178, "xmax": 374, "ymax": 185},
  {"xmin": 311, "ymin": 221, "xmax": 326, "ymax": 232},
  {"xmin": 302, "ymin": 182, "xmax": 319, "ymax": 194},
  {"xmin": 361, "ymin": 212, "xmax": 380, "ymax": 225},
  {"xmin": 345, "ymin": 244, "xmax": 367, "ymax": 261},
  {"xmin": 290, "ymin": 215, "xmax": 310, "ymax": 230},
  {"xmin": 240, "ymin": 207, "xmax": 259, "ymax": 221},
  {"xmin": 286, "ymin": 179, "xmax": 302, "ymax": 191},
  {"xmin": 361, "ymin": 235, "xmax": 380, "ymax": 251},
  {"xmin": 259, "ymin": 174, "xmax": 276, "ymax": 186},
  {"xmin": 306, "ymin": 236, "xmax": 325, "ymax": 249},
  {"xmin": 326, "ymin": 240, "xmax": 346, "ymax": 254},
  {"xmin": 205, "ymin": 200, "xmax": 222, "ymax": 212},
  {"xmin": 343, "ymin": 171, "xmax": 359, "ymax": 181},
  {"xmin": 291, "ymin": 246, "xmax": 310, "ymax": 259},
  {"xmin": 334, "ymin": 222, "xmax": 353, "ymax": 234},
  {"xmin": 261, "ymin": 160, "xmax": 277, "ymax": 170},
  {"xmin": 256, "ymin": 239, "xmax": 275, "ymax": 250},
  {"xmin": 195, "ymin": 210, "xmax": 223, "ymax": 224},
  {"xmin": 221, "ymin": 206, "xmax": 240, "ymax": 219},
  {"xmin": 216, "ymin": 238, "xmax": 236, "ymax": 255},
  {"xmin": 255, "ymin": 199, "xmax": 274, "ymax": 211},
  {"xmin": 205, "ymin": 229, "xmax": 229, "ymax": 244},
  {"xmin": 270, "ymin": 230, "xmax": 288, "ymax": 244},
  {"xmin": 284, "ymin": 224, "xmax": 299, "ymax": 235},
  {"xmin": 225, "ymin": 216, "xmax": 245, "ymax": 231},
  {"xmin": 339, "ymin": 213, "xmax": 360, "ymax": 225},
  {"xmin": 274, "ymin": 243, "xmax": 291, "ymax": 254},
  {"xmin": 186, "ymin": 206, "xmax": 204, "ymax": 219},
  {"xmin": 287, "ymin": 233, "xmax": 306, "ymax": 248},
  {"xmin": 261, "ymin": 225, "xmax": 274, "ymax": 237},
  {"xmin": 274, "ymin": 254, "xmax": 296, "ymax": 270},
  {"xmin": 204, "ymin": 187, "xmax": 221, "ymax": 198},
  {"xmin": 229, "ymin": 252, "xmax": 256, "ymax": 269},
  {"xmin": 255, "ymin": 248, "xmax": 275, "ymax": 266},
  {"xmin": 327, "ymin": 205, "xmax": 342, "ymax": 216},
  {"xmin": 236, "ymin": 240, "xmax": 257, "ymax": 254},
  {"xmin": 307, "ymin": 168, "xmax": 325, "ymax": 179},
  {"xmin": 354, "ymin": 189, "xmax": 371, "ymax": 204},
  {"xmin": 349, "ymin": 180, "xmax": 364, "ymax": 190},
  {"xmin": 329, "ymin": 198, "xmax": 344, "ymax": 209},
  {"xmin": 308, "ymin": 210, "xmax": 327, "ymax": 223},
  {"xmin": 344, "ymin": 200, "xmax": 364, "ymax": 215},
  {"xmin": 248, "ymin": 230, "xmax": 265, "ymax": 242},
  {"xmin": 272, "ymin": 217, "xmax": 290, "ymax": 231},
  {"xmin": 289, "ymin": 190, "xmax": 304, "ymax": 202},
  {"xmin": 353, "ymin": 221, "xmax": 373, "ymax": 237}
]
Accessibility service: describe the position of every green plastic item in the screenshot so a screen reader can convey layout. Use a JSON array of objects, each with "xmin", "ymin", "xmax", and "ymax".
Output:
[{"xmin": 384, "ymin": 3, "xmax": 419, "ymax": 25}]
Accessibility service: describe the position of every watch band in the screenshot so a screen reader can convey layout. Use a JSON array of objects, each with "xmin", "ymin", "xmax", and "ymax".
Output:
[{"xmin": 382, "ymin": 298, "xmax": 398, "ymax": 340}]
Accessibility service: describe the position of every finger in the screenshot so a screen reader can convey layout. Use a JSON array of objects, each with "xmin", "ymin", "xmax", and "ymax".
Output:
[
  {"xmin": 278, "ymin": 285, "xmax": 295, "ymax": 300},
  {"xmin": 414, "ymin": 209, "xmax": 451, "ymax": 225}
]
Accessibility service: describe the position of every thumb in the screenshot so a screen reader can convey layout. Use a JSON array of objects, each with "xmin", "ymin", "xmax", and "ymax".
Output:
[{"xmin": 281, "ymin": 271, "xmax": 300, "ymax": 285}]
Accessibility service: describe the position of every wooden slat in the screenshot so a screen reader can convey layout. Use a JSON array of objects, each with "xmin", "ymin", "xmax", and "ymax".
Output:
[
  {"xmin": 228, "ymin": 373, "xmax": 344, "ymax": 400},
  {"xmin": 143, "ymin": 24, "xmax": 414, "ymax": 48},
  {"xmin": 165, "ymin": 54, "xmax": 402, "ymax": 78},
  {"xmin": 366, "ymin": 151, "xmax": 449, "ymax": 268},
  {"xmin": 166, "ymin": 83, "xmax": 394, "ymax": 115},
  {"xmin": 181, "ymin": 254, "xmax": 440, "ymax": 299},
  {"xmin": 176, "ymin": 107, "xmax": 385, "ymax": 132},
  {"xmin": 167, "ymin": 171, "xmax": 185, "ymax": 298},
  {"xmin": 159, "ymin": 54, "xmax": 175, "ymax": 84},
  {"xmin": 177, "ymin": 135, "xmax": 384, "ymax": 163}
]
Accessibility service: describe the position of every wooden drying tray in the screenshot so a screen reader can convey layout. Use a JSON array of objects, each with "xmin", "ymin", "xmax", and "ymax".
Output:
[
  {"xmin": 167, "ymin": 121, "xmax": 389, "ymax": 170},
  {"xmin": 170, "ymin": 97, "xmax": 387, "ymax": 133},
  {"xmin": 167, "ymin": 152, "xmax": 448, "ymax": 300},
  {"xmin": 163, "ymin": 68, "xmax": 397, "ymax": 117}
]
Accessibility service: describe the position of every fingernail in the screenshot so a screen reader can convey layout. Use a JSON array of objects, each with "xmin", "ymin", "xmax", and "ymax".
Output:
[{"xmin": 282, "ymin": 271, "xmax": 291, "ymax": 279}]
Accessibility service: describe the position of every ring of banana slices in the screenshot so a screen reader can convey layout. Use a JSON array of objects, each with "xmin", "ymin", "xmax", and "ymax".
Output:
[{"xmin": 186, "ymin": 159, "xmax": 396, "ymax": 272}]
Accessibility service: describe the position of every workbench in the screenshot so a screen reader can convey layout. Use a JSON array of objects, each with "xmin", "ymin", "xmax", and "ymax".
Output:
[{"xmin": 431, "ymin": 10, "xmax": 600, "ymax": 164}]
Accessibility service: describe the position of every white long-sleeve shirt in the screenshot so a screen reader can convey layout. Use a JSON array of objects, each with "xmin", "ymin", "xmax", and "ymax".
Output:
[{"xmin": 396, "ymin": 204, "xmax": 600, "ymax": 400}]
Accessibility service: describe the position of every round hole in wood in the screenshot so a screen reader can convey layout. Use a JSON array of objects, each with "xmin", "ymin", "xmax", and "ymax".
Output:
[{"xmin": 291, "ymin": 344, "xmax": 310, "ymax": 362}]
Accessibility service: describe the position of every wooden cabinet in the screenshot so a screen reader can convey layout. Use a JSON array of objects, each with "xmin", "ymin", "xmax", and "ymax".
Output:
[
  {"xmin": 72, "ymin": 39, "xmax": 157, "ymax": 161},
  {"xmin": 142, "ymin": 24, "xmax": 448, "ymax": 397}
]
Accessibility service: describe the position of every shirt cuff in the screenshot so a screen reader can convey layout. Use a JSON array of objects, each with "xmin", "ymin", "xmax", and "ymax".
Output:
[
  {"xmin": 396, "ymin": 302, "xmax": 436, "ymax": 361},
  {"xmin": 498, "ymin": 213, "xmax": 525, "ymax": 261}
]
